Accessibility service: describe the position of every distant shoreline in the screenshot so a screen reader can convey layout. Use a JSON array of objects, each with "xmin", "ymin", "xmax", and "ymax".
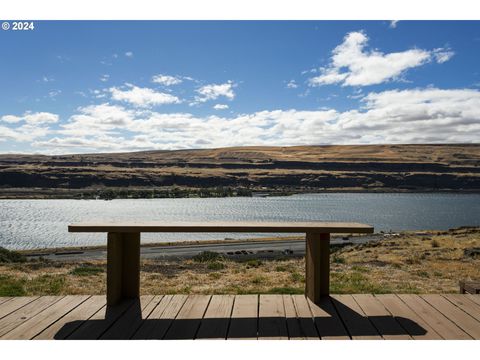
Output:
[{"xmin": 1, "ymin": 188, "xmax": 480, "ymax": 200}]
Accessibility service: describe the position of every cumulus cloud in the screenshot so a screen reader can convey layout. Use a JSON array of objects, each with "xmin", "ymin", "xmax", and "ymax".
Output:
[
  {"xmin": 286, "ymin": 80, "xmax": 298, "ymax": 89},
  {"xmin": 194, "ymin": 81, "xmax": 235, "ymax": 103},
  {"xmin": 100, "ymin": 74, "xmax": 110, "ymax": 82},
  {"xmin": 125, "ymin": 51, "xmax": 134, "ymax": 58},
  {"xmin": 1, "ymin": 112, "xmax": 59, "ymax": 124},
  {"xmin": 59, "ymin": 103, "xmax": 137, "ymax": 136},
  {"xmin": 309, "ymin": 31, "xmax": 453, "ymax": 87},
  {"xmin": 0, "ymin": 111, "xmax": 58, "ymax": 143},
  {"xmin": 152, "ymin": 74, "xmax": 182, "ymax": 86},
  {"xmin": 213, "ymin": 104, "xmax": 229, "ymax": 110},
  {"xmin": 109, "ymin": 84, "xmax": 181, "ymax": 107},
  {"xmin": 0, "ymin": 124, "xmax": 51, "ymax": 142},
  {"xmin": 27, "ymin": 87, "xmax": 480, "ymax": 153}
]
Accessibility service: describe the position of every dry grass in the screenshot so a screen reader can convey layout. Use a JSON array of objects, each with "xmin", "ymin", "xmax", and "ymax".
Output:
[{"xmin": 1, "ymin": 227, "xmax": 479, "ymax": 296}]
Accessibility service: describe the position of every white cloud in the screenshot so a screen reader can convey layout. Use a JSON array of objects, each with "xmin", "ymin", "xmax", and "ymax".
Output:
[
  {"xmin": 389, "ymin": 20, "xmax": 399, "ymax": 29},
  {"xmin": 309, "ymin": 31, "xmax": 453, "ymax": 87},
  {"xmin": 27, "ymin": 87, "xmax": 480, "ymax": 154},
  {"xmin": 213, "ymin": 104, "xmax": 229, "ymax": 110},
  {"xmin": 0, "ymin": 112, "xmax": 58, "ymax": 142},
  {"xmin": 0, "ymin": 124, "xmax": 51, "ymax": 142},
  {"xmin": 1, "ymin": 115, "xmax": 22, "ymax": 123},
  {"xmin": 100, "ymin": 74, "xmax": 110, "ymax": 82},
  {"xmin": 286, "ymin": 80, "xmax": 298, "ymax": 89},
  {"xmin": 109, "ymin": 84, "xmax": 181, "ymax": 107},
  {"xmin": 433, "ymin": 47, "xmax": 455, "ymax": 63},
  {"xmin": 194, "ymin": 81, "xmax": 235, "ymax": 103},
  {"xmin": 1, "ymin": 112, "xmax": 59, "ymax": 124},
  {"xmin": 41, "ymin": 76, "xmax": 54, "ymax": 83},
  {"xmin": 47, "ymin": 90, "xmax": 61, "ymax": 99},
  {"xmin": 152, "ymin": 74, "xmax": 182, "ymax": 86},
  {"xmin": 59, "ymin": 103, "xmax": 136, "ymax": 137},
  {"xmin": 125, "ymin": 51, "xmax": 134, "ymax": 58}
]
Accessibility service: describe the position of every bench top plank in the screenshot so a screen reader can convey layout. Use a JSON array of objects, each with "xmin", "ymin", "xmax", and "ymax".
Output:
[{"xmin": 68, "ymin": 221, "xmax": 373, "ymax": 234}]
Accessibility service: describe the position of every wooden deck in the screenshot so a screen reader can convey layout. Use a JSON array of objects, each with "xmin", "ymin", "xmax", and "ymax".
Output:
[{"xmin": 0, "ymin": 294, "xmax": 479, "ymax": 340}]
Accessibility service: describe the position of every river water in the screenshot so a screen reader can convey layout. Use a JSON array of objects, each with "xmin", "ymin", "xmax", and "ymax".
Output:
[{"xmin": 0, "ymin": 193, "xmax": 479, "ymax": 250}]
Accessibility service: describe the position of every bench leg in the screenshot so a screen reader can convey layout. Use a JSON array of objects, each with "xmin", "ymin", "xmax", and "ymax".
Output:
[
  {"xmin": 305, "ymin": 232, "xmax": 330, "ymax": 304},
  {"xmin": 107, "ymin": 232, "xmax": 140, "ymax": 306}
]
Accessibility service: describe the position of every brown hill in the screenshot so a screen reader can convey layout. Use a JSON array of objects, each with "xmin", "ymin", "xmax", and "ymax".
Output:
[{"xmin": 0, "ymin": 144, "xmax": 479, "ymax": 198}]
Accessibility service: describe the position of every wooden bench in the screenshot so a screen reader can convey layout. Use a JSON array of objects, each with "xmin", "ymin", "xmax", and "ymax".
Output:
[
  {"xmin": 68, "ymin": 221, "xmax": 374, "ymax": 306},
  {"xmin": 459, "ymin": 280, "xmax": 480, "ymax": 294}
]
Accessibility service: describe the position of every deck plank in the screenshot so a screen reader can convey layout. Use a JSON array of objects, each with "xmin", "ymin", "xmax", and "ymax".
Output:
[
  {"xmin": 163, "ymin": 295, "xmax": 211, "ymax": 340},
  {"xmin": 100, "ymin": 295, "xmax": 159, "ymax": 339},
  {"xmin": 227, "ymin": 295, "xmax": 258, "ymax": 339},
  {"xmin": 0, "ymin": 298, "xmax": 12, "ymax": 306},
  {"xmin": 1, "ymin": 294, "xmax": 478, "ymax": 340},
  {"xmin": 353, "ymin": 294, "xmax": 411, "ymax": 340},
  {"xmin": 286, "ymin": 295, "xmax": 319, "ymax": 339},
  {"xmin": 35, "ymin": 296, "xmax": 106, "ymax": 340},
  {"xmin": 0, "ymin": 296, "xmax": 63, "ymax": 338},
  {"xmin": 67, "ymin": 298, "xmax": 136, "ymax": 340},
  {"xmin": 398, "ymin": 294, "xmax": 472, "ymax": 340},
  {"xmin": 284, "ymin": 295, "xmax": 304, "ymax": 340},
  {"xmin": 0, "ymin": 296, "xmax": 39, "ymax": 320},
  {"xmin": 466, "ymin": 294, "xmax": 480, "ymax": 306},
  {"xmin": 330, "ymin": 295, "xmax": 381, "ymax": 340},
  {"xmin": 258, "ymin": 294, "xmax": 288, "ymax": 339},
  {"xmin": 421, "ymin": 294, "xmax": 480, "ymax": 339},
  {"xmin": 132, "ymin": 294, "xmax": 187, "ymax": 339},
  {"xmin": 375, "ymin": 294, "xmax": 442, "ymax": 339},
  {"xmin": 2, "ymin": 296, "xmax": 89, "ymax": 340},
  {"xmin": 196, "ymin": 295, "xmax": 234, "ymax": 339},
  {"xmin": 307, "ymin": 297, "xmax": 349, "ymax": 339},
  {"xmin": 442, "ymin": 294, "xmax": 480, "ymax": 322}
]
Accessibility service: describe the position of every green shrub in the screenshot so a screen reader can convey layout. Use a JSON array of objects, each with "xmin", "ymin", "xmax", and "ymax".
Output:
[
  {"xmin": 416, "ymin": 270, "xmax": 430, "ymax": 278},
  {"xmin": 0, "ymin": 275, "xmax": 26, "ymax": 296},
  {"xmin": 27, "ymin": 275, "xmax": 66, "ymax": 295},
  {"xmin": 70, "ymin": 266, "xmax": 104, "ymax": 276},
  {"xmin": 351, "ymin": 265, "xmax": 370, "ymax": 273},
  {"xmin": 290, "ymin": 272, "xmax": 305, "ymax": 282},
  {"xmin": 330, "ymin": 271, "xmax": 393, "ymax": 294},
  {"xmin": 252, "ymin": 275, "xmax": 266, "ymax": 284},
  {"xmin": 267, "ymin": 286, "xmax": 304, "ymax": 294},
  {"xmin": 245, "ymin": 259, "xmax": 262, "ymax": 268},
  {"xmin": 332, "ymin": 254, "xmax": 345, "ymax": 264},
  {"xmin": 208, "ymin": 272, "xmax": 222, "ymax": 279},
  {"xmin": 0, "ymin": 274, "xmax": 66, "ymax": 296},
  {"xmin": 0, "ymin": 247, "xmax": 27, "ymax": 263},
  {"xmin": 192, "ymin": 251, "xmax": 222, "ymax": 262},
  {"xmin": 207, "ymin": 262, "xmax": 225, "ymax": 270}
]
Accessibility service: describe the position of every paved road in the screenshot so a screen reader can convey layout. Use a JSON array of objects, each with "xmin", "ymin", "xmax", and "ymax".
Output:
[{"xmin": 25, "ymin": 234, "xmax": 382, "ymax": 261}]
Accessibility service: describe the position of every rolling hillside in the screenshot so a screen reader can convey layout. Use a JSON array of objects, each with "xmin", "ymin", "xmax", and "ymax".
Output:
[{"xmin": 0, "ymin": 144, "xmax": 479, "ymax": 198}]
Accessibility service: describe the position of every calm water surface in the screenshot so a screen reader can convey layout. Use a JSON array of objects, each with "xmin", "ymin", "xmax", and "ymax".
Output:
[{"xmin": 1, "ymin": 193, "xmax": 479, "ymax": 250}]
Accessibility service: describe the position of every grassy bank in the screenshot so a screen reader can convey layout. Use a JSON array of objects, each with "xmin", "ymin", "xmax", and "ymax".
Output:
[{"xmin": 1, "ymin": 227, "xmax": 479, "ymax": 296}]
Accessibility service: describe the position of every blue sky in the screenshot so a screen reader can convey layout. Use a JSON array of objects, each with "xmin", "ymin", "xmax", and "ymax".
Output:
[{"xmin": 1, "ymin": 20, "xmax": 480, "ymax": 153}]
